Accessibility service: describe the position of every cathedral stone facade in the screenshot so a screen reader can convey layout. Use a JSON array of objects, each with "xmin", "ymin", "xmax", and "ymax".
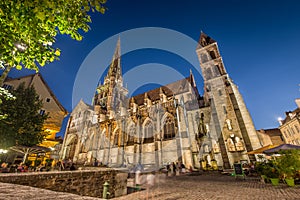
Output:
[{"xmin": 60, "ymin": 33, "xmax": 261, "ymax": 170}]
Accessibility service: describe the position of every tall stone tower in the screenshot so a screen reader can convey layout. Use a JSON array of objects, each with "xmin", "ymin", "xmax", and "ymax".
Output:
[
  {"xmin": 196, "ymin": 32, "xmax": 261, "ymax": 168},
  {"xmin": 93, "ymin": 37, "xmax": 128, "ymax": 121}
]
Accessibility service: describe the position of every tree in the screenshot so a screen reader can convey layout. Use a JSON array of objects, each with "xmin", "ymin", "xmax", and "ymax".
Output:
[
  {"xmin": 277, "ymin": 149, "xmax": 300, "ymax": 179},
  {"xmin": 0, "ymin": 83, "xmax": 48, "ymax": 149},
  {"xmin": 0, "ymin": 0, "xmax": 106, "ymax": 85},
  {"xmin": 0, "ymin": 87, "xmax": 15, "ymax": 120}
]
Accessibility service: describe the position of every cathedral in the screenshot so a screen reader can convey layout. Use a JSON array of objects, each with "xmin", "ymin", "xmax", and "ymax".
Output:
[{"xmin": 60, "ymin": 32, "xmax": 261, "ymax": 170}]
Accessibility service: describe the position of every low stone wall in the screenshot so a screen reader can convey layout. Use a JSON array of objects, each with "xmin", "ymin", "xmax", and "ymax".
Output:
[{"xmin": 0, "ymin": 168, "xmax": 127, "ymax": 198}]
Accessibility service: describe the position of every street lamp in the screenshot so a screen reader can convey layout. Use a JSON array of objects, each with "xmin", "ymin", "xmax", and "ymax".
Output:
[
  {"xmin": 0, "ymin": 149, "xmax": 8, "ymax": 154},
  {"xmin": 0, "ymin": 149, "xmax": 8, "ymax": 163}
]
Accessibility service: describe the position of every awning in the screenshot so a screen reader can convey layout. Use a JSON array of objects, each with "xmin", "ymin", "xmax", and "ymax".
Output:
[{"xmin": 247, "ymin": 144, "xmax": 279, "ymax": 155}]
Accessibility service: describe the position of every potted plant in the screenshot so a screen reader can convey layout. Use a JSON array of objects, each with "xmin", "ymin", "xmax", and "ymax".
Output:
[{"xmin": 277, "ymin": 149, "xmax": 300, "ymax": 187}]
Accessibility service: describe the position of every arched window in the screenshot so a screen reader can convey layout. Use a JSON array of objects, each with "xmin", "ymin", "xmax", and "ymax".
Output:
[
  {"xmin": 114, "ymin": 131, "xmax": 119, "ymax": 146},
  {"xmin": 127, "ymin": 126, "xmax": 135, "ymax": 146},
  {"xmin": 144, "ymin": 121, "xmax": 154, "ymax": 143},
  {"xmin": 163, "ymin": 117, "xmax": 176, "ymax": 140}
]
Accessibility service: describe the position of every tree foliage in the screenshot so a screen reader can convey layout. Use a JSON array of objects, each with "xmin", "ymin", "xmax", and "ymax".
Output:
[
  {"xmin": 277, "ymin": 149, "xmax": 300, "ymax": 178},
  {"xmin": 0, "ymin": 87, "xmax": 15, "ymax": 120},
  {"xmin": 0, "ymin": 0, "xmax": 106, "ymax": 85},
  {"xmin": 0, "ymin": 83, "xmax": 48, "ymax": 149}
]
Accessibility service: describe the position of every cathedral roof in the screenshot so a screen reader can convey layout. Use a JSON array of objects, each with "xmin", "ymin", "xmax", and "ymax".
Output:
[{"xmin": 132, "ymin": 76, "xmax": 198, "ymax": 106}]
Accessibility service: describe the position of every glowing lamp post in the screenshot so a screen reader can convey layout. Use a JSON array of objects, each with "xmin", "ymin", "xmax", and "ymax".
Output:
[{"xmin": 0, "ymin": 149, "xmax": 8, "ymax": 154}]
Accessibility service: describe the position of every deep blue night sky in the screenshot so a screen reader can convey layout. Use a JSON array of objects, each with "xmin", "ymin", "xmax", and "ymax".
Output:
[{"xmin": 6, "ymin": 0, "xmax": 300, "ymax": 137}]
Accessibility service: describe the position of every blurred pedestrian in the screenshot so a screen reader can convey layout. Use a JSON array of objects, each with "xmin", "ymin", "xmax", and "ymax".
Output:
[
  {"xmin": 70, "ymin": 163, "xmax": 76, "ymax": 171},
  {"xmin": 146, "ymin": 172, "xmax": 156, "ymax": 200}
]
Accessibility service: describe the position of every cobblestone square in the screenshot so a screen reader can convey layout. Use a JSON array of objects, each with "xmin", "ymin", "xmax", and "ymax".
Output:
[
  {"xmin": 1, "ymin": 173, "xmax": 299, "ymax": 200},
  {"xmin": 114, "ymin": 173, "xmax": 300, "ymax": 200}
]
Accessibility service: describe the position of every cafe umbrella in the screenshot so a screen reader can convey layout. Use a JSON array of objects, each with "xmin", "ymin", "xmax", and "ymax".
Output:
[
  {"xmin": 10, "ymin": 145, "xmax": 51, "ymax": 163},
  {"xmin": 263, "ymin": 144, "xmax": 300, "ymax": 154}
]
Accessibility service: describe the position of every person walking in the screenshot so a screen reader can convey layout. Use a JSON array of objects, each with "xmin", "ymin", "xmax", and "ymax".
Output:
[{"xmin": 146, "ymin": 172, "xmax": 156, "ymax": 200}]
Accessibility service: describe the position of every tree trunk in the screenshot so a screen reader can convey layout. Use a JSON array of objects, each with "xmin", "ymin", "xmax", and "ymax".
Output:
[{"xmin": 0, "ymin": 64, "xmax": 13, "ymax": 86}]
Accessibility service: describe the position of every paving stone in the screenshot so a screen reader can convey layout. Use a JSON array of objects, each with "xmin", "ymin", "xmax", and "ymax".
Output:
[{"xmin": 0, "ymin": 173, "xmax": 299, "ymax": 199}]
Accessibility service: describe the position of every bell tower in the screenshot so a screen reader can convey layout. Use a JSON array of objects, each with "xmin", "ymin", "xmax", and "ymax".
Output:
[{"xmin": 196, "ymin": 32, "xmax": 261, "ymax": 168}]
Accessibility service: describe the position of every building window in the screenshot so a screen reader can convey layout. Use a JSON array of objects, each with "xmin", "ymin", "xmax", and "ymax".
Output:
[
  {"xmin": 201, "ymin": 54, "xmax": 208, "ymax": 63},
  {"xmin": 287, "ymin": 129, "xmax": 292, "ymax": 136},
  {"xmin": 163, "ymin": 117, "xmax": 176, "ymax": 140},
  {"xmin": 46, "ymin": 98, "xmax": 51, "ymax": 102},
  {"xmin": 294, "ymin": 125, "xmax": 300, "ymax": 133},
  {"xmin": 213, "ymin": 65, "xmax": 220, "ymax": 77},
  {"xmin": 218, "ymin": 89, "xmax": 222, "ymax": 96},
  {"xmin": 203, "ymin": 144, "xmax": 210, "ymax": 153},
  {"xmin": 223, "ymin": 105, "xmax": 227, "ymax": 115},
  {"xmin": 291, "ymin": 127, "xmax": 295, "ymax": 135},
  {"xmin": 39, "ymin": 109, "xmax": 45, "ymax": 115},
  {"xmin": 205, "ymin": 68, "xmax": 213, "ymax": 80},
  {"xmin": 2, "ymin": 84, "xmax": 13, "ymax": 90},
  {"xmin": 283, "ymin": 131, "xmax": 288, "ymax": 138},
  {"xmin": 209, "ymin": 51, "xmax": 216, "ymax": 59},
  {"xmin": 114, "ymin": 132, "xmax": 119, "ymax": 146},
  {"xmin": 127, "ymin": 126, "xmax": 135, "ymax": 146},
  {"xmin": 143, "ymin": 121, "xmax": 154, "ymax": 143}
]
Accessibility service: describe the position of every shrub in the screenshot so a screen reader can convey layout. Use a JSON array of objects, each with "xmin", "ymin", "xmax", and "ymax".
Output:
[{"xmin": 277, "ymin": 149, "xmax": 300, "ymax": 179}]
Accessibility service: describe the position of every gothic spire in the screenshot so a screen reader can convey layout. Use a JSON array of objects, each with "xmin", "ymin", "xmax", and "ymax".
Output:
[{"xmin": 106, "ymin": 36, "xmax": 122, "ymax": 85}]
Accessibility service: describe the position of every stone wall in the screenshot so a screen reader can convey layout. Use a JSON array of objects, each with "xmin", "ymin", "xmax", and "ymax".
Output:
[{"xmin": 0, "ymin": 168, "xmax": 127, "ymax": 199}]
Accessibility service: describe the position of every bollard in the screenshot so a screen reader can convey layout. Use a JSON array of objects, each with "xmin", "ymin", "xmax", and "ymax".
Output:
[{"xmin": 102, "ymin": 181, "xmax": 110, "ymax": 199}]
